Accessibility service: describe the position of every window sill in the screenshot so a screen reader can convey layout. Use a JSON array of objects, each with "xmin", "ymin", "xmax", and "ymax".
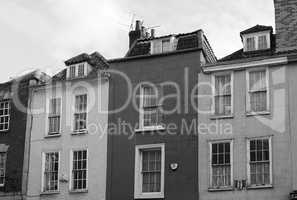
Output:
[
  {"xmin": 71, "ymin": 130, "xmax": 88, "ymax": 135},
  {"xmin": 40, "ymin": 191, "xmax": 60, "ymax": 195},
  {"xmin": 134, "ymin": 192, "xmax": 164, "ymax": 199},
  {"xmin": 44, "ymin": 133, "xmax": 61, "ymax": 138},
  {"xmin": 208, "ymin": 187, "xmax": 233, "ymax": 192},
  {"xmin": 210, "ymin": 115, "xmax": 234, "ymax": 120},
  {"xmin": 246, "ymin": 111, "xmax": 270, "ymax": 116},
  {"xmin": 247, "ymin": 184, "xmax": 273, "ymax": 190},
  {"xmin": 135, "ymin": 126, "xmax": 166, "ymax": 133},
  {"xmin": 69, "ymin": 189, "xmax": 88, "ymax": 193}
]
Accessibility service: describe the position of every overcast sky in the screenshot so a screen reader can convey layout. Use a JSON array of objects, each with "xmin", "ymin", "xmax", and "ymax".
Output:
[{"xmin": 0, "ymin": 0, "xmax": 275, "ymax": 82}]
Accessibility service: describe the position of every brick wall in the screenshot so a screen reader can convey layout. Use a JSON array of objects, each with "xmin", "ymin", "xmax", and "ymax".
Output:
[{"xmin": 275, "ymin": 0, "xmax": 297, "ymax": 52}]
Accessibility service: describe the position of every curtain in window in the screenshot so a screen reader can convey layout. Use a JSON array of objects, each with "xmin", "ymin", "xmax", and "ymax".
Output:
[{"xmin": 215, "ymin": 75, "xmax": 231, "ymax": 115}]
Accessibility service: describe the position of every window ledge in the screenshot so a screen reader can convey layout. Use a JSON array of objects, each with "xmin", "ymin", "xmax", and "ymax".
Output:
[
  {"xmin": 246, "ymin": 111, "xmax": 270, "ymax": 116},
  {"xmin": 208, "ymin": 187, "xmax": 233, "ymax": 192},
  {"xmin": 69, "ymin": 189, "xmax": 88, "ymax": 193},
  {"xmin": 135, "ymin": 126, "xmax": 166, "ymax": 133},
  {"xmin": 247, "ymin": 184, "xmax": 273, "ymax": 190},
  {"xmin": 40, "ymin": 191, "xmax": 60, "ymax": 195},
  {"xmin": 71, "ymin": 130, "xmax": 88, "ymax": 135},
  {"xmin": 134, "ymin": 192, "xmax": 164, "ymax": 199},
  {"xmin": 210, "ymin": 115, "xmax": 234, "ymax": 120},
  {"xmin": 44, "ymin": 134, "xmax": 61, "ymax": 138}
]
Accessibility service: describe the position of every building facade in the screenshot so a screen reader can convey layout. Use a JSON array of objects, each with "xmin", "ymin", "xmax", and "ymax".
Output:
[
  {"xmin": 0, "ymin": 71, "xmax": 48, "ymax": 200},
  {"xmin": 25, "ymin": 52, "xmax": 110, "ymax": 200},
  {"xmin": 106, "ymin": 22, "xmax": 216, "ymax": 200},
  {"xmin": 198, "ymin": 1, "xmax": 297, "ymax": 199}
]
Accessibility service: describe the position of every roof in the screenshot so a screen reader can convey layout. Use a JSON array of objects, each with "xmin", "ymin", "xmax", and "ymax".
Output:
[
  {"xmin": 52, "ymin": 52, "xmax": 109, "ymax": 82},
  {"xmin": 0, "ymin": 70, "xmax": 49, "ymax": 90},
  {"xmin": 240, "ymin": 25, "xmax": 273, "ymax": 36},
  {"xmin": 125, "ymin": 30, "xmax": 216, "ymax": 63}
]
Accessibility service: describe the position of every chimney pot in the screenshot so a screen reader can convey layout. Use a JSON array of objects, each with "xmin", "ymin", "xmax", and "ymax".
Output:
[
  {"xmin": 151, "ymin": 29, "xmax": 155, "ymax": 38},
  {"xmin": 135, "ymin": 20, "xmax": 141, "ymax": 31}
]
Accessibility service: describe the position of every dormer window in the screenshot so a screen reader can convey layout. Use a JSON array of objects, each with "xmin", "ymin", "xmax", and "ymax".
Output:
[
  {"xmin": 69, "ymin": 66, "xmax": 76, "ymax": 79},
  {"xmin": 246, "ymin": 37, "xmax": 256, "ymax": 51},
  {"xmin": 151, "ymin": 37, "xmax": 176, "ymax": 54},
  {"xmin": 67, "ymin": 63, "xmax": 87, "ymax": 79},
  {"xmin": 162, "ymin": 39, "xmax": 170, "ymax": 53},
  {"xmin": 77, "ymin": 64, "xmax": 85, "ymax": 77},
  {"xmin": 243, "ymin": 32, "xmax": 270, "ymax": 52},
  {"xmin": 258, "ymin": 35, "xmax": 268, "ymax": 49}
]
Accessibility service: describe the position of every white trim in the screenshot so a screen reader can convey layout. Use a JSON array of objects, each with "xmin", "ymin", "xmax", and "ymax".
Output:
[
  {"xmin": 246, "ymin": 67, "xmax": 269, "ymax": 113},
  {"xmin": 134, "ymin": 144, "xmax": 165, "ymax": 199},
  {"xmin": 203, "ymin": 57, "xmax": 287, "ymax": 72},
  {"xmin": 246, "ymin": 136, "xmax": 273, "ymax": 187},
  {"xmin": 208, "ymin": 140, "xmax": 233, "ymax": 189},
  {"xmin": 211, "ymin": 71, "xmax": 234, "ymax": 116}
]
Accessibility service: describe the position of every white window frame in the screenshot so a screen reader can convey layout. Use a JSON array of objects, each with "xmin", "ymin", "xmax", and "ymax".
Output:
[
  {"xmin": 69, "ymin": 149, "xmax": 88, "ymax": 192},
  {"xmin": 67, "ymin": 62, "xmax": 88, "ymax": 79},
  {"xmin": 139, "ymin": 84, "xmax": 164, "ymax": 131},
  {"xmin": 73, "ymin": 94, "xmax": 88, "ymax": 133},
  {"xmin": 47, "ymin": 97, "xmax": 62, "ymax": 135},
  {"xmin": 246, "ymin": 136, "xmax": 273, "ymax": 187},
  {"xmin": 208, "ymin": 140, "xmax": 233, "ymax": 189},
  {"xmin": 243, "ymin": 32, "xmax": 271, "ymax": 52},
  {"xmin": 211, "ymin": 71, "xmax": 234, "ymax": 116},
  {"xmin": 0, "ymin": 152, "xmax": 7, "ymax": 187},
  {"xmin": 134, "ymin": 144, "xmax": 165, "ymax": 199},
  {"xmin": 246, "ymin": 67, "xmax": 270, "ymax": 114},
  {"xmin": 0, "ymin": 100, "xmax": 10, "ymax": 132},
  {"xmin": 41, "ymin": 151, "xmax": 60, "ymax": 193}
]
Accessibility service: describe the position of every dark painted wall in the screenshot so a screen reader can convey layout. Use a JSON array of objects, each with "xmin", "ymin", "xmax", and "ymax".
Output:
[
  {"xmin": 107, "ymin": 51, "xmax": 202, "ymax": 200},
  {"xmin": 0, "ymin": 81, "xmax": 30, "ymax": 193}
]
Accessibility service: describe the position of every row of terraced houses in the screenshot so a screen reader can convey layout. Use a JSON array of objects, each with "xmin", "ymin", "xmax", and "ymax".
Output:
[{"xmin": 1, "ymin": 0, "xmax": 297, "ymax": 200}]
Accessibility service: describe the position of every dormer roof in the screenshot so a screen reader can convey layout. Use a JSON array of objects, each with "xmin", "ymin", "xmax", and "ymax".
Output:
[
  {"xmin": 52, "ymin": 52, "xmax": 109, "ymax": 82},
  {"xmin": 240, "ymin": 25, "xmax": 273, "ymax": 37},
  {"xmin": 65, "ymin": 52, "xmax": 109, "ymax": 69}
]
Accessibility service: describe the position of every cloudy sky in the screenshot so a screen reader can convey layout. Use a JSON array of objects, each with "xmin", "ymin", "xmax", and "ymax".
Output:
[{"xmin": 0, "ymin": 0, "xmax": 274, "ymax": 82}]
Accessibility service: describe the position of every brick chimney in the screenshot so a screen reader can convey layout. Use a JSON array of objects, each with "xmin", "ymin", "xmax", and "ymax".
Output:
[
  {"xmin": 129, "ymin": 20, "xmax": 145, "ymax": 48},
  {"xmin": 275, "ymin": 0, "xmax": 297, "ymax": 52}
]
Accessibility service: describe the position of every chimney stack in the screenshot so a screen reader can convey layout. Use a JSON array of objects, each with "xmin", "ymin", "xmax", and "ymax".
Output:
[
  {"xmin": 274, "ymin": 0, "xmax": 297, "ymax": 52},
  {"xmin": 151, "ymin": 29, "xmax": 155, "ymax": 38},
  {"xmin": 128, "ymin": 20, "xmax": 145, "ymax": 48}
]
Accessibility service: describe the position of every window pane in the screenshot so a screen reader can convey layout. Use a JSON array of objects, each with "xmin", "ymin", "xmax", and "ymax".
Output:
[
  {"xmin": 249, "ymin": 139, "xmax": 270, "ymax": 185},
  {"xmin": 72, "ymin": 150, "xmax": 87, "ymax": 190},
  {"xmin": 74, "ymin": 95, "xmax": 87, "ymax": 131},
  {"xmin": 214, "ymin": 75, "xmax": 232, "ymax": 115},
  {"xmin": 77, "ymin": 64, "xmax": 85, "ymax": 77},
  {"xmin": 70, "ymin": 66, "xmax": 76, "ymax": 78},
  {"xmin": 0, "ymin": 101, "xmax": 10, "ymax": 131},
  {"xmin": 44, "ymin": 152, "xmax": 59, "ymax": 192},
  {"xmin": 141, "ymin": 85, "xmax": 162, "ymax": 127},
  {"xmin": 246, "ymin": 37, "xmax": 256, "ymax": 51},
  {"xmin": 141, "ymin": 149, "xmax": 161, "ymax": 193},
  {"xmin": 211, "ymin": 142, "xmax": 231, "ymax": 187},
  {"xmin": 162, "ymin": 39, "xmax": 170, "ymax": 52},
  {"xmin": 258, "ymin": 35, "xmax": 268, "ymax": 49}
]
